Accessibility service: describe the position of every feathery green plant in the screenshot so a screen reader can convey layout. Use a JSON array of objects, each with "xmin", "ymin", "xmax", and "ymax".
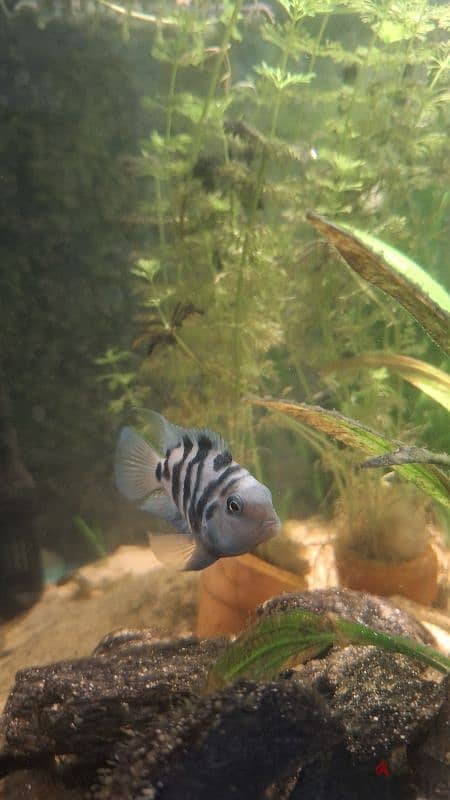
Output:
[{"xmin": 100, "ymin": 0, "xmax": 449, "ymax": 519}]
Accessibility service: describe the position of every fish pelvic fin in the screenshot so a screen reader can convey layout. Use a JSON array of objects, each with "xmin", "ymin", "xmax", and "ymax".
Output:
[
  {"xmin": 149, "ymin": 533, "xmax": 218, "ymax": 571},
  {"xmin": 149, "ymin": 533, "xmax": 195, "ymax": 570},
  {"xmin": 184, "ymin": 542, "xmax": 218, "ymax": 571},
  {"xmin": 114, "ymin": 426, "xmax": 160, "ymax": 501}
]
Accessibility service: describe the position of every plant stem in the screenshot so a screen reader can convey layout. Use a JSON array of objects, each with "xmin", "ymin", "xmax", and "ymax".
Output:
[
  {"xmin": 154, "ymin": 175, "xmax": 166, "ymax": 247},
  {"xmin": 230, "ymin": 42, "xmax": 291, "ymax": 426},
  {"xmin": 343, "ymin": 1, "xmax": 393, "ymax": 140},
  {"xmin": 191, "ymin": 0, "xmax": 244, "ymax": 166},
  {"xmin": 165, "ymin": 60, "xmax": 179, "ymax": 141},
  {"xmin": 307, "ymin": 13, "xmax": 329, "ymax": 77}
]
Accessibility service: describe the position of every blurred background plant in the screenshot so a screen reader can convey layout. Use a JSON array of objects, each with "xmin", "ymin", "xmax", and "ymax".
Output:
[{"xmin": 1, "ymin": 0, "xmax": 448, "ymax": 566}]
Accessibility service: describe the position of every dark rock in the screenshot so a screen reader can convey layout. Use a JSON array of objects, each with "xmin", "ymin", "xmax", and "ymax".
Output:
[
  {"xmin": 296, "ymin": 646, "xmax": 445, "ymax": 760},
  {"xmin": 290, "ymin": 746, "xmax": 418, "ymax": 800},
  {"xmin": 0, "ymin": 768, "xmax": 83, "ymax": 800},
  {"xmin": 94, "ymin": 679, "xmax": 341, "ymax": 800},
  {"xmin": 2, "ymin": 629, "xmax": 225, "ymax": 763},
  {"xmin": 408, "ymin": 676, "xmax": 450, "ymax": 799},
  {"xmin": 0, "ymin": 590, "xmax": 447, "ymax": 800},
  {"xmin": 260, "ymin": 590, "xmax": 445, "ymax": 761}
]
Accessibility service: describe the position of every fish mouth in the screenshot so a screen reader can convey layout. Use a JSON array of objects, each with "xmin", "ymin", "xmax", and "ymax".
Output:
[{"xmin": 261, "ymin": 515, "xmax": 281, "ymax": 538}]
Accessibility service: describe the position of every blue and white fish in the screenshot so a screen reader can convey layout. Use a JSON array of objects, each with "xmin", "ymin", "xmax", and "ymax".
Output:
[{"xmin": 114, "ymin": 410, "xmax": 281, "ymax": 570}]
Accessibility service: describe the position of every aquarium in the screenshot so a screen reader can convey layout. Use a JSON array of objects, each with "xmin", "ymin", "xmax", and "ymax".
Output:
[{"xmin": 0, "ymin": 1, "xmax": 449, "ymax": 798}]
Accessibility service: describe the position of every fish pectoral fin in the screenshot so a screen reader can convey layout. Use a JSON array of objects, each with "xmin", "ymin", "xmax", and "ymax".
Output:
[
  {"xmin": 141, "ymin": 493, "xmax": 189, "ymax": 534},
  {"xmin": 115, "ymin": 426, "xmax": 160, "ymax": 501},
  {"xmin": 149, "ymin": 533, "xmax": 196, "ymax": 570}
]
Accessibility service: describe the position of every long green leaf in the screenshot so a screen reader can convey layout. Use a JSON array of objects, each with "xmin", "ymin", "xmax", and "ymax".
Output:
[
  {"xmin": 334, "ymin": 616, "xmax": 450, "ymax": 674},
  {"xmin": 209, "ymin": 608, "xmax": 450, "ymax": 688},
  {"xmin": 324, "ymin": 353, "xmax": 450, "ymax": 412},
  {"xmin": 306, "ymin": 212, "xmax": 450, "ymax": 354},
  {"xmin": 252, "ymin": 398, "xmax": 450, "ymax": 508}
]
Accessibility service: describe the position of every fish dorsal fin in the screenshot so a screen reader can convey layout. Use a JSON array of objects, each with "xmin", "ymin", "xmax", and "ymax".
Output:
[
  {"xmin": 136, "ymin": 409, "xmax": 230, "ymax": 455},
  {"xmin": 150, "ymin": 533, "xmax": 218, "ymax": 571},
  {"xmin": 149, "ymin": 533, "xmax": 196, "ymax": 570},
  {"xmin": 187, "ymin": 426, "xmax": 230, "ymax": 455},
  {"xmin": 135, "ymin": 409, "xmax": 185, "ymax": 454},
  {"xmin": 141, "ymin": 492, "xmax": 189, "ymax": 534},
  {"xmin": 115, "ymin": 426, "xmax": 160, "ymax": 501}
]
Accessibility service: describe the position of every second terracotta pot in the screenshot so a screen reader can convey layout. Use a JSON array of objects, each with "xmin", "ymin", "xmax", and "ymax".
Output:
[{"xmin": 335, "ymin": 543, "xmax": 439, "ymax": 606}]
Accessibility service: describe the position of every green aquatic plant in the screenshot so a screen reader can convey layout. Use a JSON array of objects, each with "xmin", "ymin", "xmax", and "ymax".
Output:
[
  {"xmin": 73, "ymin": 516, "xmax": 107, "ymax": 559},
  {"xmin": 254, "ymin": 215, "xmax": 449, "ymax": 524},
  {"xmin": 4, "ymin": 1, "xmax": 448, "ymax": 559},
  {"xmin": 209, "ymin": 607, "xmax": 450, "ymax": 689},
  {"xmin": 98, "ymin": 0, "xmax": 449, "ymax": 522},
  {"xmin": 306, "ymin": 214, "xmax": 450, "ymax": 355},
  {"xmin": 252, "ymin": 397, "xmax": 450, "ymax": 508},
  {"xmin": 323, "ymin": 354, "xmax": 450, "ymax": 413}
]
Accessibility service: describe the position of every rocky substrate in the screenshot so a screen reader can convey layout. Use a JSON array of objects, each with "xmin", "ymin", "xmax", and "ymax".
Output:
[{"xmin": 0, "ymin": 589, "xmax": 448, "ymax": 800}]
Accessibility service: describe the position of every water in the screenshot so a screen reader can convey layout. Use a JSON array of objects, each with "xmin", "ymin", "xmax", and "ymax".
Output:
[{"xmin": 0, "ymin": 1, "xmax": 449, "ymax": 795}]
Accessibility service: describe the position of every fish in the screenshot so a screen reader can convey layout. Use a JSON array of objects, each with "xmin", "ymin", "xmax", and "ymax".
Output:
[{"xmin": 114, "ymin": 410, "xmax": 281, "ymax": 570}]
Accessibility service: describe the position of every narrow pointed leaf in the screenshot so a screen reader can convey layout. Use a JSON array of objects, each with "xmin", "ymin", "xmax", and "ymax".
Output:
[
  {"xmin": 252, "ymin": 398, "xmax": 450, "ymax": 508},
  {"xmin": 334, "ymin": 616, "xmax": 450, "ymax": 674},
  {"xmin": 324, "ymin": 353, "xmax": 450, "ymax": 412},
  {"xmin": 362, "ymin": 447, "xmax": 450, "ymax": 469},
  {"xmin": 306, "ymin": 212, "xmax": 450, "ymax": 354}
]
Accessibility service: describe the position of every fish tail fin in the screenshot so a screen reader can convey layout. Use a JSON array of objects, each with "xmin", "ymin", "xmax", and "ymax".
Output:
[{"xmin": 114, "ymin": 426, "xmax": 160, "ymax": 501}]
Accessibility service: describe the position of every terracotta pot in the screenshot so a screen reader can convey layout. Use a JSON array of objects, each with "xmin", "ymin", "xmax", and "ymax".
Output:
[
  {"xmin": 335, "ymin": 543, "xmax": 439, "ymax": 606},
  {"xmin": 196, "ymin": 553, "xmax": 306, "ymax": 638}
]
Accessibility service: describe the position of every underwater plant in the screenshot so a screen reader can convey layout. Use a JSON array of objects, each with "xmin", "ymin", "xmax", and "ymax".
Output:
[
  {"xmin": 95, "ymin": 0, "xmax": 449, "ymax": 529},
  {"xmin": 209, "ymin": 605, "xmax": 450, "ymax": 688},
  {"xmin": 254, "ymin": 217, "xmax": 450, "ymax": 519}
]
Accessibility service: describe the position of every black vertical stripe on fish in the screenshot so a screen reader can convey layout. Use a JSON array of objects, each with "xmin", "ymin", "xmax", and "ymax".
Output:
[
  {"xmin": 219, "ymin": 476, "xmax": 243, "ymax": 497},
  {"xmin": 213, "ymin": 451, "xmax": 232, "ymax": 471},
  {"xmin": 182, "ymin": 458, "xmax": 194, "ymax": 520},
  {"xmin": 187, "ymin": 437, "xmax": 213, "ymax": 532},
  {"xmin": 171, "ymin": 435, "xmax": 193, "ymax": 508},
  {"xmin": 162, "ymin": 456, "xmax": 170, "ymax": 481},
  {"xmin": 197, "ymin": 434, "xmax": 213, "ymax": 451},
  {"xmin": 182, "ymin": 440, "xmax": 211, "ymax": 523},
  {"xmin": 193, "ymin": 464, "xmax": 243, "ymax": 531},
  {"xmin": 155, "ymin": 462, "xmax": 162, "ymax": 482},
  {"xmin": 161, "ymin": 447, "xmax": 172, "ymax": 481}
]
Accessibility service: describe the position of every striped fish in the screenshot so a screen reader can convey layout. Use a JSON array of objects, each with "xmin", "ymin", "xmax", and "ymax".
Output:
[{"xmin": 114, "ymin": 410, "xmax": 281, "ymax": 570}]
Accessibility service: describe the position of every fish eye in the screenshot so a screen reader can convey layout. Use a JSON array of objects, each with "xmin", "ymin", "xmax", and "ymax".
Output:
[{"xmin": 226, "ymin": 495, "xmax": 243, "ymax": 514}]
